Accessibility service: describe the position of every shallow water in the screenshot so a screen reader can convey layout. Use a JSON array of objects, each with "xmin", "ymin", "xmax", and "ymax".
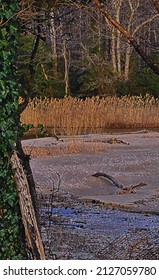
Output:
[
  {"xmin": 40, "ymin": 205, "xmax": 159, "ymax": 259},
  {"xmin": 51, "ymin": 206, "xmax": 159, "ymax": 235}
]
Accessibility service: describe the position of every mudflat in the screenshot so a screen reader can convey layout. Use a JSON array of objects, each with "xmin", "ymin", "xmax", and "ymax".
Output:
[
  {"xmin": 23, "ymin": 130, "xmax": 159, "ymax": 214},
  {"xmin": 22, "ymin": 130, "xmax": 159, "ymax": 259}
]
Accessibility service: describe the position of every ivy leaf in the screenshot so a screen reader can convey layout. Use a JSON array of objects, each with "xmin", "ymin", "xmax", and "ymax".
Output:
[
  {"xmin": 0, "ymin": 40, "xmax": 8, "ymax": 48},
  {"xmin": 22, "ymin": 123, "xmax": 34, "ymax": 132}
]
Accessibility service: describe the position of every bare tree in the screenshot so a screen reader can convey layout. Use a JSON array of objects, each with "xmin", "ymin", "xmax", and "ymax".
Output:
[
  {"xmin": 91, "ymin": 0, "xmax": 159, "ymax": 76},
  {"xmin": 18, "ymin": 0, "xmax": 159, "ymax": 98}
]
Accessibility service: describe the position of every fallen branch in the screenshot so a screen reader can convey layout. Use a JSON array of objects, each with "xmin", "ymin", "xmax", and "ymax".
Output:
[
  {"xmin": 92, "ymin": 172, "xmax": 147, "ymax": 194},
  {"xmin": 111, "ymin": 129, "xmax": 148, "ymax": 135},
  {"xmin": 92, "ymin": 172, "xmax": 124, "ymax": 190},
  {"xmin": 104, "ymin": 138, "xmax": 130, "ymax": 145}
]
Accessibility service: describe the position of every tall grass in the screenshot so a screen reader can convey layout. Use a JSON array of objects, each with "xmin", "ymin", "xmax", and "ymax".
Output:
[{"xmin": 21, "ymin": 95, "xmax": 159, "ymax": 135}]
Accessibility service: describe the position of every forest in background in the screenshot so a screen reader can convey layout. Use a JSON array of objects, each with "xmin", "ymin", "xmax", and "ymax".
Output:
[{"xmin": 18, "ymin": 0, "xmax": 159, "ymax": 100}]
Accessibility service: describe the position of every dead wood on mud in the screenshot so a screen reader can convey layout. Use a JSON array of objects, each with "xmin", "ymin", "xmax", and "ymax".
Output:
[{"xmin": 92, "ymin": 172, "xmax": 147, "ymax": 194}]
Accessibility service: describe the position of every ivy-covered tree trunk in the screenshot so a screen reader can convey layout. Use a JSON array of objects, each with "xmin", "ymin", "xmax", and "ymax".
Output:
[{"xmin": 0, "ymin": 1, "xmax": 27, "ymax": 259}]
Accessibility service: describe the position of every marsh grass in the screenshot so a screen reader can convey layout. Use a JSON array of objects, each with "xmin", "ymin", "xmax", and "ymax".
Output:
[
  {"xmin": 23, "ymin": 139, "xmax": 108, "ymax": 157},
  {"xmin": 21, "ymin": 95, "xmax": 159, "ymax": 136}
]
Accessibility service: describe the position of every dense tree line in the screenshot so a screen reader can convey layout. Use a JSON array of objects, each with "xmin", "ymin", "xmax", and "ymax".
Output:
[{"xmin": 19, "ymin": 0, "xmax": 159, "ymax": 100}]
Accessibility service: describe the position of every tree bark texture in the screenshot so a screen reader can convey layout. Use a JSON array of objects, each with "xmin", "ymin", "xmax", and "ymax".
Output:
[{"xmin": 11, "ymin": 152, "xmax": 46, "ymax": 260}]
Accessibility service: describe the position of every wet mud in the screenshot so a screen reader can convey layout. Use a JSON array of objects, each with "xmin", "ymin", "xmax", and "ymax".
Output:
[{"xmin": 39, "ymin": 192, "xmax": 159, "ymax": 259}]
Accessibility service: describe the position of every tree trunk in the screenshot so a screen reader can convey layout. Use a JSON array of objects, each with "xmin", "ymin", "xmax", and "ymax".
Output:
[
  {"xmin": 49, "ymin": 9, "xmax": 58, "ymax": 77},
  {"xmin": 115, "ymin": 1, "xmax": 123, "ymax": 78},
  {"xmin": 62, "ymin": 37, "xmax": 70, "ymax": 96},
  {"xmin": 11, "ymin": 151, "xmax": 45, "ymax": 260},
  {"xmin": 111, "ymin": 26, "xmax": 117, "ymax": 72},
  {"xmin": 124, "ymin": 44, "xmax": 132, "ymax": 81}
]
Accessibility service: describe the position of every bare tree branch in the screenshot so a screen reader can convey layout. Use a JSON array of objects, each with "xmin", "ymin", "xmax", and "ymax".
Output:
[
  {"xmin": 133, "ymin": 14, "xmax": 159, "ymax": 35},
  {"xmin": 151, "ymin": 0, "xmax": 159, "ymax": 13},
  {"xmin": 91, "ymin": 0, "xmax": 159, "ymax": 76}
]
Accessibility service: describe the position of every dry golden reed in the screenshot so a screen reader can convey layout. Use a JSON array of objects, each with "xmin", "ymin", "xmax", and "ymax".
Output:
[
  {"xmin": 21, "ymin": 95, "xmax": 159, "ymax": 135},
  {"xmin": 23, "ymin": 139, "xmax": 108, "ymax": 157}
]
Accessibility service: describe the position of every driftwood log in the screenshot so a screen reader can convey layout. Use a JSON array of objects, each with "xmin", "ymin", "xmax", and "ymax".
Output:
[
  {"xmin": 92, "ymin": 172, "xmax": 147, "ymax": 194},
  {"xmin": 104, "ymin": 138, "xmax": 130, "ymax": 145},
  {"xmin": 12, "ymin": 152, "xmax": 45, "ymax": 260},
  {"xmin": 111, "ymin": 129, "xmax": 148, "ymax": 135}
]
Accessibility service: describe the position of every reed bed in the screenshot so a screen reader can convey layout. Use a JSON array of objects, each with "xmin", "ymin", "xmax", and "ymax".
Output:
[
  {"xmin": 23, "ymin": 139, "xmax": 109, "ymax": 157},
  {"xmin": 21, "ymin": 95, "xmax": 159, "ymax": 136}
]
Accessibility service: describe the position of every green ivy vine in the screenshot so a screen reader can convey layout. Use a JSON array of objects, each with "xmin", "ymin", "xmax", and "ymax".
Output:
[{"xmin": 0, "ymin": 1, "xmax": 27, "ymax": 259}]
